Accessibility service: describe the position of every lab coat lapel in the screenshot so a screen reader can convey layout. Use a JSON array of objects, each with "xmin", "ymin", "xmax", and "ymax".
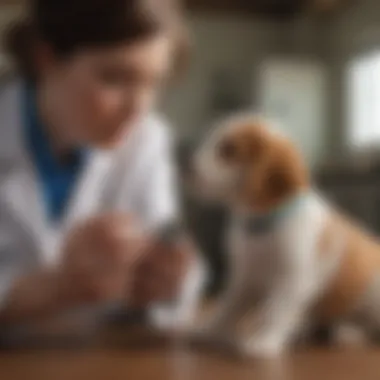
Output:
[
  {"xmin": 1, "ymin": 159, "xmax": 47, "ymax": 243},
  {"xmin": 62, "ymin": 123, "xmax": 145, "ymax": 228},
  {"xmin": 0, "ymin": 79, "xmax": 119, "ymax": 264},
  {"xmin": 62, "ymin": 149, "xmax": 115, "ymax": 230},
  {"xmin": 0, "ymin": 79, "xmax": 51, "ymax": 262}
]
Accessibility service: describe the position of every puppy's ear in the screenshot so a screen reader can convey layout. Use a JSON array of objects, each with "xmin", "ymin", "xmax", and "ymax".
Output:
[
  {"xmin": 226, "ymin": 127, "xmax": 267, "ymax": 164},
  {"xmin": 245, "ymin": 130, "xmax": 267, "ymax": 162},
  {"xmin": 261, "ymin": 151, "xmax": 300, "ymax": 203},
  {"xmin": 217, "ymin": 122, "xmax": 268, "ymax": 166},
  {"xmin": 217, "ymin": 139, "xmax": 239, "ymax": 162},
  {"xmin": 243, "ymin": 142, "xmax": 308, "ymax": 212}
]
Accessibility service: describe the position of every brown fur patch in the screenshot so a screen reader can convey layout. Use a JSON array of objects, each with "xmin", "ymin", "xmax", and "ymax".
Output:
[
  {"xmin": 246, "ymin": 140, "xmax": 309, "ymax": 211},
  {"xmin": 219, "ymin": 118, "xmax": 309, "ymax": 212},
  {"xmin": 315, "ymin": 213, "xmax": 380, "ymax": 322}
]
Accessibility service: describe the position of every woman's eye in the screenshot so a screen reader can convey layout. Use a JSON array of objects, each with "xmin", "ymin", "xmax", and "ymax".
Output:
[
  {"xmin": 97, "ymin": 68, "xmax": 137, "ymax": 87},
  {"xmin": 99, "ymin": 72, "xmax": 122, "ymax": 86}
]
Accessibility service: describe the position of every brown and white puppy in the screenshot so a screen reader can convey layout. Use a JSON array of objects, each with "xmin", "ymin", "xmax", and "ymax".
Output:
[{"xmin": 189, "ymin": 114, "xmax": 380, "ymax": 357}]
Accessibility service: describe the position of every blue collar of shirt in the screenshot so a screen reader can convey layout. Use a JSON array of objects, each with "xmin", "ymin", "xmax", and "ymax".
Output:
[
  {"xmin": 23, "ymin": 84, "xmax": 88, "ymax": 169},
  {"xmin": 22, "ymin": 83, "xmax": 89, "ymax": 222}
]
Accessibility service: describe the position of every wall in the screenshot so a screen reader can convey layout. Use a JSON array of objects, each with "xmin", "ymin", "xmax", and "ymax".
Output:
[
  {"xmin": 162, "ymin": 14, "xmax": 330, "ymax": 167},
  {"xmin": 327, "ymin": 0, "xmax": 380, "ymax": 156},
  {"xmin": 162, "ymin": 14, "xmax": 281, "ymax": 140},
  {"xmin": 257, "ymin": 16, "xmax": 330, "ymax": 166},
  {"xmin": 0, "ymin": 4, "xmax": 24, "ymax": 39},
  {"xmin": 0, "ymin": 4, "xmax": 24, "ymax": 71},
  {"xmin": 259, "ymin": 59, "xmax": 328, "ymax": 166}
]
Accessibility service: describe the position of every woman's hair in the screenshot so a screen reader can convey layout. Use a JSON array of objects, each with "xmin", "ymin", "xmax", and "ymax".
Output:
[{"xmin": 6, "ymin": 0, "xmax": 189, "ymax": 80}]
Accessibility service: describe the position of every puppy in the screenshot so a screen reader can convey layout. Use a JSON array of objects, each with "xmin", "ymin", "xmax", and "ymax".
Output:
[{"xmin": 188, "ymin": 114, "xmax": 380, "ymax": 358}]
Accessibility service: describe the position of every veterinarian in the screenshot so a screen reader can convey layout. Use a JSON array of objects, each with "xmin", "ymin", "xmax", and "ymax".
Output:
[{"xmin": 0, "ymin": 0, "xmax": 197, "ymax": 325}]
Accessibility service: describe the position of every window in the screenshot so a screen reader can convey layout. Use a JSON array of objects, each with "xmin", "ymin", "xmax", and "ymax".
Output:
[
  {"xmin": 347, "ymin": 52, "xmax": 380, "ymax": 149},
  {"xmin": 258, "ymin": 59, "xmax": 326, "ymax": 165}
]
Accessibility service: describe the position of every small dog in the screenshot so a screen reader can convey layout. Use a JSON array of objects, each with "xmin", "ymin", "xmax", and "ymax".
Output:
[{"xmin": 187, "ymin": 114, "xmax": 380, "ymax": 358}]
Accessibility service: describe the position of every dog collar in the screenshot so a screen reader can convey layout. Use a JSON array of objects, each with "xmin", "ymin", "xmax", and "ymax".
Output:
[{"xmin": 239, "ymin": 193, "xmax": 308, "ymax": 236}]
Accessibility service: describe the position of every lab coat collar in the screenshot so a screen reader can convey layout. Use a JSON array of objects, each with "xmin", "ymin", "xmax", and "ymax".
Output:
[
  {"xmin": 0, "ymin": 79, "xmax": 50, "ymax": 261},
  {"xmin": 0, "ymin": 79, "xmax": 115, "ymax": 265}
]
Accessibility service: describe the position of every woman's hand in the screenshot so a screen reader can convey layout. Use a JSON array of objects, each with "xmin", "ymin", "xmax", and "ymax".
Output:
[
  {"xmin": 0, "ymin": 214, "xmax": 150, "ymax": 324},
  {"xmin": 60, "ymin": 213, "xmax": 149, "ymax": 304},
  {"xmin": 128, "ymin": 235, "xmax": 194, "ymax": 308}
]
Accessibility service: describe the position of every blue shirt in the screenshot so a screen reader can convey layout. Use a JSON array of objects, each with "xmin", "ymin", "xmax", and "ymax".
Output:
[{"xmin": 23, "ymin": 85, "xmax": 88, "ymax": 223}]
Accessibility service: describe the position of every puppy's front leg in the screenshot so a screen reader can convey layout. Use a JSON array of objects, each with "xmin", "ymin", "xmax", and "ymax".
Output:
[
  {"xmin": 244, "ymin": 254, "xmax": 316, "ymax": 358},
  {"xmin": 184, "ymin": 272, "xmax": 250, "ymax": 354},
  {"xmin": 150, "ymin": 256, "xmax": 207, "ymax": 332},
  {"xmin": 200, "ymin": 265, "xmax": 253, "ymax": 339}
]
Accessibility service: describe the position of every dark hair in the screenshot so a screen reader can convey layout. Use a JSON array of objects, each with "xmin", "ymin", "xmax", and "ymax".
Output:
[{"xmin": 6, "ymin": 0, "xmax": 189, "ymax": 80}]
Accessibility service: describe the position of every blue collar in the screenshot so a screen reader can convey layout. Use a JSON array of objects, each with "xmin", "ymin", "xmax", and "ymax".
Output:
[
  {"xmin": 23, "ymin": 84, "xmax": 88, "ymax": 165},
  {"xmin": 240, "ymin": 193, "xmax": 308, "ymax": 235},
  {"xmin": 22, "ymin": 83, "xmax": 89, "ymax": 222}
]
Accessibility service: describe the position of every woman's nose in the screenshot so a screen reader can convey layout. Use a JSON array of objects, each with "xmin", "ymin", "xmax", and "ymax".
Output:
[{"xmin": 122, "ymin": 90, "xmax": 146, "ymax": 121}]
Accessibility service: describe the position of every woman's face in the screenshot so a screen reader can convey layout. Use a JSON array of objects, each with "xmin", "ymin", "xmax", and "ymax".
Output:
[{"xmin": 40, "ymin": 35, "xmax": 172, "ymax": 148}]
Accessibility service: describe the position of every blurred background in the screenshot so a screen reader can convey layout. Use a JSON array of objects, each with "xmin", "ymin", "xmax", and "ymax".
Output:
[{"xmin": 0, "ymin": 0, "xmax": 378, "ymax": 294}]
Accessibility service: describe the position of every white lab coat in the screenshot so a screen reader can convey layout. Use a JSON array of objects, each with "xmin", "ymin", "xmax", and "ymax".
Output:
[{"xmin": 0, "ymin": 77, "xmax": 181, "ymax": 308}]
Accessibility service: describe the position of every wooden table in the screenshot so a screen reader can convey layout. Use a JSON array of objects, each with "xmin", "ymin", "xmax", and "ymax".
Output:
[
  {"xmin": 0, "ymin": 331, "xmax": 379, "ymax": 380},
  {"xmin": 0, "ymin": 313, "xmax": 377, "ymax": 380}
]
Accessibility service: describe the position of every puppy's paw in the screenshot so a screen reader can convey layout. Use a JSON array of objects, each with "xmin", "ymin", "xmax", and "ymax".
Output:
[
  {"xmin": 184, "ymin": 329, "xmax": 241, "ymax": 356},
  {"xmin": 333, "ymin": 324, "xmax": 369, "ymax": 348},
  {"xmin": 149, "ymin": 307, "xmax": 197, "ymax": 335},
  {"xmin": 242, "ymin": 336, "xmax": 285, "ymax": 359}
]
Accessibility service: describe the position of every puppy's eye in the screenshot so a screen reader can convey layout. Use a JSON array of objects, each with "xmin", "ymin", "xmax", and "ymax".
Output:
[{"xmin": 218, "ymin": 140, "xmax": 237, "ymax": 161}]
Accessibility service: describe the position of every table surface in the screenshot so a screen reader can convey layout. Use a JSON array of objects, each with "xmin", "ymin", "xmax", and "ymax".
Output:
[
  {"xmin": 0, "ymin": 314, "xmax": 377, "ymax": 380},
  {"xmin": 0, "ymin": 323, "xmax": 379, "ymax": 380},
  {"xmin": 2, "ymin": 347, "xmax": 380, "ymax": 380}
]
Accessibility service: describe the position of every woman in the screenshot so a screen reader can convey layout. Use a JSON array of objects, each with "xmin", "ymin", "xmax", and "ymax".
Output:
[{"xmin": 0, "ymin": 0, "xmax": 203, "ymax": 326}]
